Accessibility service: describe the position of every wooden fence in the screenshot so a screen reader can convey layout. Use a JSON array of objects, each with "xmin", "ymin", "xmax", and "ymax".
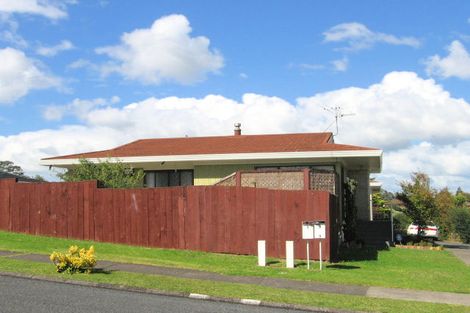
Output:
[{"xmin": 0, "ymin": 179, "xmax": 339, "ymax": 261}]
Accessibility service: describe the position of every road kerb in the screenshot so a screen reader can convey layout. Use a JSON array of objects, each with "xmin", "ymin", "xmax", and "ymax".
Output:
[
  {"xmin": 241, "ymin": 299, "xmax": 261, "ymax": 305},
  {"xmin": 189, "ymin": 293, "xmax": 210, "ymax": 300}
]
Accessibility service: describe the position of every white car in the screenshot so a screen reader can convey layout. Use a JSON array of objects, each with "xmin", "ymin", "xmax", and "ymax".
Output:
[{"xmin": 407, "ymin": 223, "xmax": 439, "ymax": 239}]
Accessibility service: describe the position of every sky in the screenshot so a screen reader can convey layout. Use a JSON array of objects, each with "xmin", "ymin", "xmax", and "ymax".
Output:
[{"xmin": 0, "ymin": 0, "xmax": 470, "ymax": 192}]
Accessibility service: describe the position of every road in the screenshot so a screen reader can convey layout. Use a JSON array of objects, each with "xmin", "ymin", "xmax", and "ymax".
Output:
[
  {"xmin": 437, "ymin": 241, "xmax": 470, "ymax": 266},
  {"xmin": 0, "ymin": 275, "xmax": 314, "ymax": 313}
]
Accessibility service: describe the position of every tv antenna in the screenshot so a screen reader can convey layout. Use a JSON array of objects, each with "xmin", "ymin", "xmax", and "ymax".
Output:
[{"xmin": 322, "ymin": 105, "xmax": 355, "ymax": 136}]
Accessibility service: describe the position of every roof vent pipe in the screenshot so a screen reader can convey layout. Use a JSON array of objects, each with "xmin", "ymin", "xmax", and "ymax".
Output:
[{"xmin": 234, "ymin": 123, "xmax": 241, "ymax": 136}]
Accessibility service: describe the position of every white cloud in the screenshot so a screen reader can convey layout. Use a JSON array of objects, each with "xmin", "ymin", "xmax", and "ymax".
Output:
[
  {"xmin": 239, "ymin": 73, "xmax": 248, "ymax": 79},
  {"xmin": 323, "ymin": 22, "xmax": 421, "ymax": 51},
  {"xmin": 43, "ymin": 96, "xmax": 120, "ymax": 121},
  {"xmin": 0, "ymin": 126, "xmax": 124, "ymax": 179},
  {"xmin": 297, "ymin": 63, "xmax": 325, "ymax": 71},
  {"xmin": 425, "ymin": 40, "xmax": 470, "ymax": 80},
  {"xmin": 0, "ymin": 14, "xmax": 27, "ymax": 48},
  {"xmin": 77, "ymin": 94, "xmax": 300, "ymax": 137},
  {"xmin": 386, "ymin": 141, "xmax": 470, "ymax": 178},
  {"xmin": 383, "ymin": 141, "xmax": 470, "ymax": 190},
  {"xmin": 2, "ymin": 71, "xmax": 470, "ymax": 190},
  {"xmin": 95, "ymin": 14, "xmax": 224, "ymax": 85},
  {"xmin": 0, "ymin": 0, "xmax": 73, "ymax": 20},
  {"xmin": 67, "ymin": 58, "xmax": 99, "ymax": 73},
  {"xmin": 331, "ymin": 57, "xmax": 348, "ymax": 71},
  {"xmin": 36, "ymin": 40, "xmax": 74, "ymax": 57},
  {"xmin": 0, "ymin": 47, "xmax": 61, "ymax": 104},
  {"xmin": 289, "ymin": 61, "xmax": 348, "ymax": 73},
  {"xmin": 297, "ymin": 71, "xmax": 470, "ymax": 150}
]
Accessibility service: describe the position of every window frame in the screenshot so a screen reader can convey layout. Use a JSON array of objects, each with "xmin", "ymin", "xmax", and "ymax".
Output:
[{"xmin": 144, "ymin": 169, "xmax": 194, "ymax": 188}]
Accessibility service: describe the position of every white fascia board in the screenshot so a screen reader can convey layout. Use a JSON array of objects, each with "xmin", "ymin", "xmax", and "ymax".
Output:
[
  {"xmin": 40, "ymin": 150, "xmax": 383, "ymax": 167},
  {"xmin": 369, "ymin": 181, "xmax": 383, "ymax": 187}
]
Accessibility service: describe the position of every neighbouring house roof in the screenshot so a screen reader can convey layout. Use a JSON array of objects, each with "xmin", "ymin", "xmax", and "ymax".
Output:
[
  {"xmin": 0, "ymin": 171, "xmax": 40, "ymax": 183},
  {"xmin": 369, "ymin": 179, "xmax": 382, "ymax": 190},
  {"xmin": 40, "ymin": 132, "xmax": 383, "ymax": 172}
]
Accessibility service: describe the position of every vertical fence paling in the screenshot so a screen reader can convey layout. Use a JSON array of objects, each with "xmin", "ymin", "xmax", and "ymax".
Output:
[{"xmin": 0, "ymin": 179, "xmax": 337, "ymax": 260}]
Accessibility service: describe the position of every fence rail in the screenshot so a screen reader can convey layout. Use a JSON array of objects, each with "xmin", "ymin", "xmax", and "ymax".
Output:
[{"xmin": 0, "ymin": 179, "xmax": 338, "ymax": 261}]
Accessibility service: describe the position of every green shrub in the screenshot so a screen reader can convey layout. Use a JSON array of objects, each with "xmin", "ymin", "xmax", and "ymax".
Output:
[
  {"xmin": 451, "ymin": 208, "xmax": 470, "ymax": 244},
  {"xmin": 418, "ymin": 241, "xmax": 432, "ymax": 247},
  {"xmin": 393, "ymin": 211, "xmax": 412, "ymax": 234},
  {"xmin": 50, "ymin": 245, "xmax": 96, "ymax": 274},
  {"xmin": 57, "ymin": 158, "xmax": 144, "ymax": 188}
]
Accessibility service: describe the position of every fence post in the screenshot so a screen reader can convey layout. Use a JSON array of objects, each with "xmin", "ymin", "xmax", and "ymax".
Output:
[
  {"xmin": 235, "ymin": 171, "xmax": 242, "ymax": 188},
  {"xmin": 303, "ymin": 168, "xmax": 310, "ymax": 190},
  {"xmin": 0, "ymin": 179, "xmax": 15, "ymax": 231}
]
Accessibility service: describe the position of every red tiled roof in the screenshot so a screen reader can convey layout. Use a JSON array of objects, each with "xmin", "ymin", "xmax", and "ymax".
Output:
[{"xmin": 43, "ymin": 132, "xmax": 378, "ymax": 160}]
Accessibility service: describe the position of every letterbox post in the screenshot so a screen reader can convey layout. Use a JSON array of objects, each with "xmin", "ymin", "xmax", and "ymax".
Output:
[
  {"xmin": 302, "ymin": 221, "xmax": 314, "ymax": 270},
  {"xmin": 306, "ymin": 240, "xmax": 310, "ymax": 269},
  {"xmin": 319, "ymin": 240, "xmax": 322, "ymax": 271},
  {"xmin": 313, "ymin": 221, "xmax": 326, "ymax": 271}
]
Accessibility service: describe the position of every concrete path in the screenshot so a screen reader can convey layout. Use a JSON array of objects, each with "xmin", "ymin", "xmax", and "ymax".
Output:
[
  {"xmin": 437, "ymin": 241, "xmax": 470, "ymax": 266},
  {"xmin": 2, "ymin": 250, "xmax": 470, "ymax": 307}
]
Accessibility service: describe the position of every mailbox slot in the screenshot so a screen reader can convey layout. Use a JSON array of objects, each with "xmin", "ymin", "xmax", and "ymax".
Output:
[{"xmin": 302, "ymin": 221, "xmax": 326, "ymax": 239}]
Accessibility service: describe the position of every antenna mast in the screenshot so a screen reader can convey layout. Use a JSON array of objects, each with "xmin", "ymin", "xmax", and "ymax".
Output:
[{"xmin": 322, "ymin": 105, "xmax": 355, "ymax": 136}]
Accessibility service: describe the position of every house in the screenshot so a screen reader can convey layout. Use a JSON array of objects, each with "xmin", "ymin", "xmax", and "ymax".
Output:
[
  {"xmin": 40, "ymin": 124, "xmax": 382, "ymax": 221},
  {"xmin": 0, "ymin": 171, "xmax": 42, "ymax": 183},
  {"xmin": 369, "ymin": 178, "xmax": 383, "ymax": 220}
]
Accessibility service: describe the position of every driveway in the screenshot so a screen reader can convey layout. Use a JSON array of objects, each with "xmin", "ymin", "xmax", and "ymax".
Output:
[
  {"xmin": 0, "ymin": 275, "xmax": 315, "ymax": 313},
  {"xmin": 437, "ymin": 241, "xmax": 470, "ymax": 266}
]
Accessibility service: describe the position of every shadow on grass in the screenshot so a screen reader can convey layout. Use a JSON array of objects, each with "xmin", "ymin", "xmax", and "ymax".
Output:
[
  {"xmin": 326, "ymin": 264, "xmax": 360, "ymax": 270},
  {"xmin": 266, "ymin": 260, "xmax": 281, "ymax": 266},
  {"xmin": 91, "ymin": 268, "xmax": 114, "ymax": 275},
  {"xmin": 338, "ymin": 247, "xmax": 380, "ymax": 262},
  {"xmin": 296, "ymin": 262, "xmax": 307, "ymax": 266}
]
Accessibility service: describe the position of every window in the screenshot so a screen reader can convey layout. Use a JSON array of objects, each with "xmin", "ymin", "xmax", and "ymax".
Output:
[{"xmin": 144, "ymin": 170, "xmax": 193, "ymax": 187}]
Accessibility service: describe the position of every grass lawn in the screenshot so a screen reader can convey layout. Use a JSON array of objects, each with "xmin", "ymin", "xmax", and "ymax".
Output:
[
  {"xmin": 0, "ymin": 230, "xmax": 469, "ymax": 294},
  {"xmin": 0, "ymin": 257, "xmax": 468, "ymax": 313}
]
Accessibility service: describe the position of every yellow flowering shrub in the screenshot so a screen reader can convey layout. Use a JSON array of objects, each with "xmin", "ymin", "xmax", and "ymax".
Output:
[{"xmin": 50, "ymin": 245, "xmax": 96, "ymax": 274}]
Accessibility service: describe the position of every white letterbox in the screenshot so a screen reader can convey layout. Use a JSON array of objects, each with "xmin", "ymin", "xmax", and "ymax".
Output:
[
  {"xmin": 302, "ymin": 221, "xmax": 314, "ymax": 239},
  {"xmin": 302, "ymin": 221, "xmax": 326, "ymax": 239},
  {"xmin": 313, "ymin": 221, "xmax": 326, "ymax": 239}
]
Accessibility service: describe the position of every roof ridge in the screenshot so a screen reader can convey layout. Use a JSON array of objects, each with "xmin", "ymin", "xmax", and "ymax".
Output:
[
  {"xmin": 317, "ymin": 142, "xmax": 379, "ymax": 150},
  {"xmin": 135, "ymin": 132, "xmax": 333, "ymax": 142},
  {"xmin": 110, "ymin": 139, "xmax": 145, "ymax": 149}
]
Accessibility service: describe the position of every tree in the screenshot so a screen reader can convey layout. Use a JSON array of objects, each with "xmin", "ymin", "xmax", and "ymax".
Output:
[
  {"xmin": 58, "ymin": 158, "xmax": 145, "ymax": 188},
  {"xmin": 434, "ymin": 188, "xmax": 454, "ymax": 238},
  {"xmin": 0, "ymin": 160, "xmax": 47, "ymax": 182},
  {"xmin": 451, "ymin": 207, "xmax": 470, "ymax": 244},
  {"xmin": 372, "ymin": 192, "xmax": 387, "ymax": 212},
  {"xmin": 380, "ymin": 189, "xmax": 396, "ymax": 202},
  {"xmin": 455, "ymin": 188, "xmax": 468, "ymax": 208},
  {"xmin": 396, "ymin": 172, "xmax": 438, "ymax": 238},
  {"xmin": 0, "ymin": 160, "xmax": 25, "ymax": 176},
  {"xmin": 32, "ymin": 175, "xmax": 46, "ymax": 182}
]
